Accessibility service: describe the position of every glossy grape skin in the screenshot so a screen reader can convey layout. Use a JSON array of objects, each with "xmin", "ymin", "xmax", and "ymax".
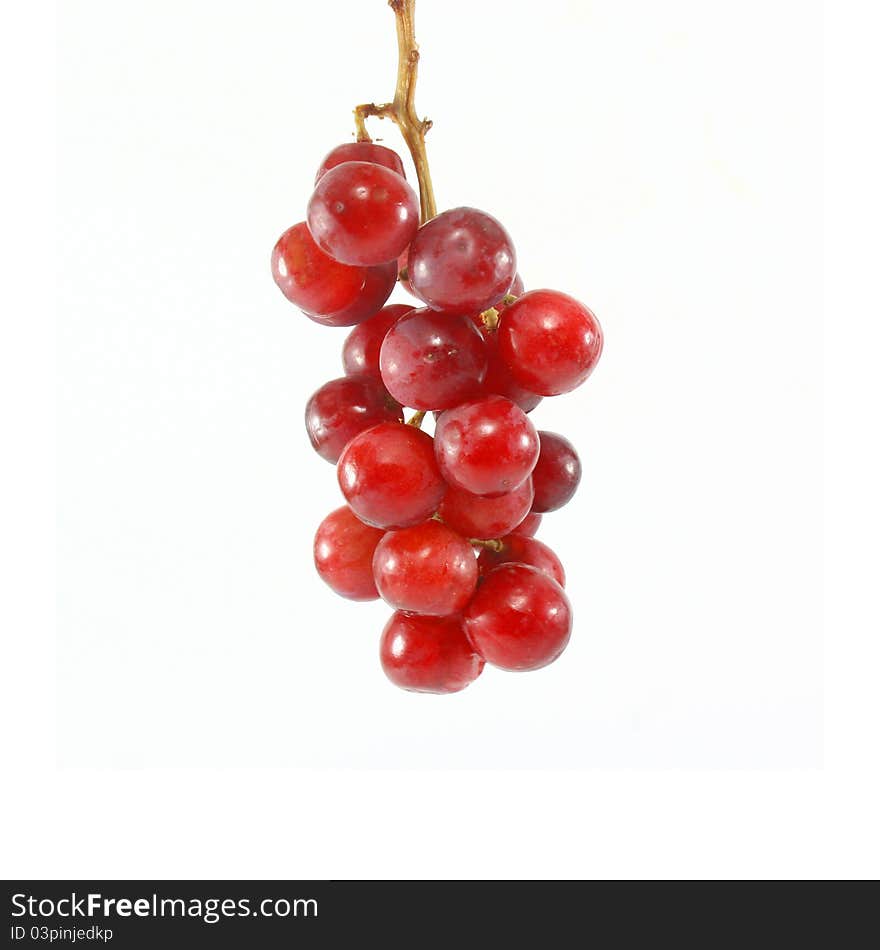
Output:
[
  {"xmin": 477, "ymin": 535, "xmax": 566, "ymax": 587},
  {"xmin": 307, "ymin": 161, "xmax": 419, "ymax": 266},
  {"xmin": 372, "ymin": 521, "xmax": 478, "ymax": 616},
  {"xmin": 271, "ymin": 223, "xmax": 397, "ymax": 326},
  {"xmin": 271, "ymin": 221, "xmax": 366, "ymax": 315},
  {"xmin": 408, "ymin": 207, "xmax": 517, "ymax": 314},
  {"xmin": 532, "ymin": 431, "xmax": 582, "ymax": 512},
  {"xmin": 511, "ymin": 511, "xmax": 542, "ymax": 538},
  {"xmin": 380, "ymin": 309, "xmax": 488, "ymax": 411},
  {"xmin": 342, "ymin": 304, "xmax": 413, "ymax": 381},
  {"xmin": 464, "ymin": 563, "xmax": 572, "ymax": 671},
  {"xmin": 313, "ymin": 507, "xmax": 385, "ymax": 601},
  {"xmin": 315, "ymin": 142, "xmax": 405, "ymax": 183},
  {"xmin": 380, "ymin": 612, "xmax": 484, "ymax": 694},
  {"xmin": 438, "ymin": 478, "xmax": 534, "ymax": 541},
  {"xmin": 337, "ymin": 422, "xmax": 445, "ymax": 529},
  {"xmin": 434, "ymin": 395, "xmax": 540, "ymax": 497},
  {"xmin": 497, "ymin": 289, "xmax": 603, "ymax": 395},
  {"xmin": 305, "ymin": 376, "xmax": 403, "ymax": 464},
  {"xmin": 479, "ymin": 328, "xmax": 542, "ymax": 413},
  {"xmin": 314, "ymin": 260, "xmax": 398, "ymax": 328}
]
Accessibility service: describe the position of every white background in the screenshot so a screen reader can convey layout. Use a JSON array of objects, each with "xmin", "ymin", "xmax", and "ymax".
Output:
[
  {"xmin": 54, "ymin": 0, "xmax": 822, "ymax": 769},
  {"xmin": 2, "ymin": 0, "xmax": 878, "ymax": 877}
]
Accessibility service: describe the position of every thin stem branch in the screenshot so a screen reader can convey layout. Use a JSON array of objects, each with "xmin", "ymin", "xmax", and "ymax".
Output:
[
  {"xmin": 469, "ymin": 538, "xmax": 505, "ymax": 552},
  {"xmin": 354, "ymin": 0, "xmax": 437, "ymax": 222},
  {"xmin": 480, "ymin": 307, "xmax": 500, "ymax": 330},
  {"xmin": 354, "ymin": 108, "xmax": 372, "ymax": 143}
]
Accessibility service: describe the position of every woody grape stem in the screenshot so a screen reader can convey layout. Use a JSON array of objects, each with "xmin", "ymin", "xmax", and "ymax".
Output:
[{"xmin": 354, "ymin": 0, "xmax": 437, "ymax": 223}]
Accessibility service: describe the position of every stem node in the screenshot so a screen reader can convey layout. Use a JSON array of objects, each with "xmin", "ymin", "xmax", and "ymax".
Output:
[
  {"xmin": 354, "ymin": 0, "xmax": 436, "ymax": 222},
  {"xmin": 469, "ymin": 538, "xmax": 504, "ymax": 552}
]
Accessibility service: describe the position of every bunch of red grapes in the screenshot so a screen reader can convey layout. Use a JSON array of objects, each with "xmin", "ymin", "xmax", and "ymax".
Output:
[{"xmin": 272, "ymin": 141, "xmax": 602, "ymax": 694}]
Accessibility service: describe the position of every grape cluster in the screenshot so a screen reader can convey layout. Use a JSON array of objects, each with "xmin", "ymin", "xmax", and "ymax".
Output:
[{"xmin": 272, "ymin": 141, "xmax": 602, "ymax": 694}]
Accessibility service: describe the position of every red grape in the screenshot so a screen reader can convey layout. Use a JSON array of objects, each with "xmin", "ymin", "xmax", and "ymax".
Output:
[
  {"xmin": 315, "ymin": 142, "xmax": 406, "ymax": 182},
  {"xmin": 341, "ymin": 303, "xmax": 412, "ymax": 380},
  {"xmin": 313, "ymin": 259, "xmax": 397, "ymax": 327},
  {"xmin": 434, "ymin": 395, "xmax": 540, "ymax": 497},
  {"xmin": 438, "ymin": 478, "xmax": 534, "ymax": 541},
  {"xmin": 271, "ymin": 221, "xmax": 365, "ymax": 315},
  {"xmin": 305, "ymin": 375, "xmax": 403, "ymax": 464},
  {"xmin": 313, "ymin": 507, "xmax": 386, "ymax": 601},
  {"xmin": 380, "ymin": 612, "xmax": 484, "ymax": 694},
  {"xmin": 497, "ymin": 289, "xmax": 603, "ymax": 395},
  {"xmin": 408, "ymin": 207, "xmax": 517, "ymax": 314},
  {"xmin": 379, "ymin": 309, "xmax": 488, "ymax": 410},
  {"xmin": 532, "ymin": 431, "xmax": 582, "ymax": 512},
  {"xmin": 372, "ymin": 520, "xmax": 478, "ymax": 615},
  {"xmin": 464, "ymin": 563, "xmax": 572, "ymax": 671},
  {"xmin": 337, "ymin": 422, "xmax": 445, "ymax": 529},
  {"xmin": 307, "ymin": 161, "xmax": 419, "ymax": 266},
  {"xmin": 271, "ymin": 222, "xmax": 397, "ymax": 325},
  {"xmin": 477, "ymin": 535, "xmax": 566, "ymax": 587},
  {"xmin": 479, "ymin": 328, "xmax": 542, "ymax": 413},
  {"xmin": 511, "ymin": 511, "xmax": 542, "ymax": 538}
]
